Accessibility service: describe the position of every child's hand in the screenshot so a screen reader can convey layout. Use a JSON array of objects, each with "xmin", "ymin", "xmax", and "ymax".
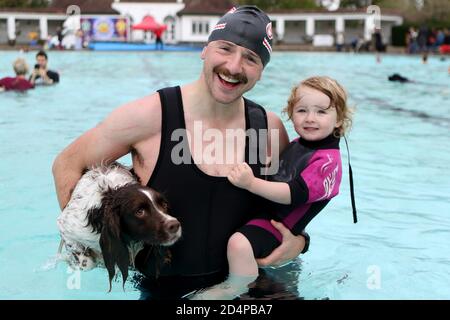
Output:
[{"xmin": 227, "ymin": 162, "xmax": 254, "ymax": 190}]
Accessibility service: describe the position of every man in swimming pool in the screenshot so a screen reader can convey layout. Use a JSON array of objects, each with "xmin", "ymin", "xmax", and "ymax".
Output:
[
  {"xmin": 29, "ymin": 50, "xmax": 59, "ymax": 86},
  {"xmin": 52, "ymin": 5, "xmax": 308, "ymax": 299}
]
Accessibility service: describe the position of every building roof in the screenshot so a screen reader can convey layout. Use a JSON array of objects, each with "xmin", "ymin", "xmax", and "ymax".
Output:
[
  {"xmin": 118, "ymin": 0, "xmax": 181, "ymax": 2},
  {"xmin": 178, "ymin": 0, "xmax": 236, "ymax": 16},
  {"xmin": 0, "ymin": 2, "xmax": 402, "ymax": 17},
  {"xmin": 48, "ymin": 0, "xmax": 118, "ymax": 14},
  {"xmin": 266, "ymin": 7, "xmax": 402, "ymax": 16},
  {"xmin": 0, "ymin": 7, "xmax": 62, "ymax": 13},
  {"xmin": 0, "ymin": 0, "xmax": 118, "ymax": 14}
]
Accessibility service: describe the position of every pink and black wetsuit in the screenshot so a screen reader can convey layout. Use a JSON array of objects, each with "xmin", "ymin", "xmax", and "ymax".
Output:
[{"xmin": 238, "ymin": 134, "xmax": 342, "ymax": 258}]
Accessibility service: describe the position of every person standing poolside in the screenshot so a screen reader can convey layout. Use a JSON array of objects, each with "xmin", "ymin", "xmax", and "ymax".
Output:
[
  {"xmin": 29, "ymin": 50, "xmax": 59, "ymax": 85},
  {"xmin": 372, "ymin": 28, "xmax": 385, "ymax": 63},
  {"xmin": 0, "ymin": 58, "xmax": 34, "ymax": 92},
  {"xmin": 191, "ymin": 76, "xmax": 354, "ymax": 300},
  {"xmin": 52, "ymin": 5, "xmax": 307, "ymax": 299},
  {"xmin": 155, "ymin": 32, "xmax": 164, "ymax": 50}
]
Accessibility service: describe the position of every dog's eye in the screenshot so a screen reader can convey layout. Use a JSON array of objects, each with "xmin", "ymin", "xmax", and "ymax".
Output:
[{"xmin": 135, "ymin": 209, "xmax": 146, "ymax": 218}]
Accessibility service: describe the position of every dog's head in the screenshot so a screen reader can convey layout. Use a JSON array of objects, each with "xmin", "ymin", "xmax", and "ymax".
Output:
[{"xmin": 88, "ymin": 184, "xmax": 181, "ymax": 291}]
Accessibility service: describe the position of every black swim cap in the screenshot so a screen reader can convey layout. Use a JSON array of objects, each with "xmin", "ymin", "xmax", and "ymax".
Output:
[{"xmin": 208, "ymin": 6, "xmax": 273, "ymax": 67}]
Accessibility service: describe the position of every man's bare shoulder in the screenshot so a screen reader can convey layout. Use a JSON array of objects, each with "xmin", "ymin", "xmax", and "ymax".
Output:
[
  {"xmin": 266, "ymin": 111, "xmax": 289, "ymax": 152},
  {"xmin": 266, "ymin": 111, "xmax": 286, "ymax": 131},
  {"xmin": 104, "ymin": 92, "xmax": 162, "ymax": 138},
  {"xmin": 115, "ymin": 93, "xmax": 161, "ymax": 124}
]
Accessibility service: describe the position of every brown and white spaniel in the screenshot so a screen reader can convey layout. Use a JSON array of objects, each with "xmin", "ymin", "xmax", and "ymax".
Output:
[{"xmin": 57, "ymin": 163, "xmax": 181, "ymax": 291}]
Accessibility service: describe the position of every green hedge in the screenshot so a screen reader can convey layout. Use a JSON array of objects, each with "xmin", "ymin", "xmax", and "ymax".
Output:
[
  {"xmin": 236, "ymin": 0, "xmax": 317, "ymax": 10},
  {"xmin": 391, "ymin": 25, "xmax": 409, "ymax": 47}
]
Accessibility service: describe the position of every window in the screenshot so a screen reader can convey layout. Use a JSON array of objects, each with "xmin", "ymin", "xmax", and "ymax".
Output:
[
  {"xmin": 163, "ymin": 16, "xmax": 175, "ymax": 41},
  {"xmin": 192, "ymin": 21, "xmax": 210, "ymax": 35}
]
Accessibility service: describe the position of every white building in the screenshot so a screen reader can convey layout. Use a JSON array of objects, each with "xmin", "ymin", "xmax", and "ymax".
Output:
[
  {"xmin": 0, "ymin": 0, "xmax": 120, "ymax": 45},
  {"xmin": 1, "ymin": 0, "xmax": 403, "ymax": 47},
  {"xmin": 113, "ymin": 0, "xmax": 402, "ymax": 45},
  {"xmin": 111, "ymin": 0, "xmax": 235, "ymax": 44},
  {"xmin": 269, "ymin": 8, "xmax": 403, "ymax": 45}
]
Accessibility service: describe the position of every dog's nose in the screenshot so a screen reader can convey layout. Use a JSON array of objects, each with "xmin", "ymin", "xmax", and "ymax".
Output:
[{"xmin": 165, "ymin": 219, "xmax": 180, "ymax": 234}]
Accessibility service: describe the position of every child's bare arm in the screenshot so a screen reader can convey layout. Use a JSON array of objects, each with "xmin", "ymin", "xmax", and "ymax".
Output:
[{"xmin": 227, "ymin": 163, "xmax": 291, "ymax": 205}]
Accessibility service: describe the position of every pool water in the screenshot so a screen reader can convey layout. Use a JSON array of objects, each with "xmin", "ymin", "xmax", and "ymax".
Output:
[{"xmin": 1, "ymin": 50, "xmax": 449, "ymax": 299}]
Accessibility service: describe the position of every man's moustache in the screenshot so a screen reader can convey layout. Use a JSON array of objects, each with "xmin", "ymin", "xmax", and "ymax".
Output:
[{"xmin": 214, "ymin": 67, "xmax": 248, "ymax": 84}]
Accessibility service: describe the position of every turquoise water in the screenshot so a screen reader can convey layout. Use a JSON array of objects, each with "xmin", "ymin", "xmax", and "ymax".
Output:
[{"xmin": 1, "ymin": 50, "xmax": 449, "ymax": 299}]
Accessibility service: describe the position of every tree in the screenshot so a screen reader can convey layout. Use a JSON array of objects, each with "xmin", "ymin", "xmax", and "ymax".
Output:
[
  {"xmin": 0, "ymin": 0, "xmax": 49, "ymax": 7},
  {"xmin": 421, "ymin": 0, "xmax": 450, "ymax": 24},
  {"xmin": 340, "ymin": 0, "xmax": 374, "ymax": 8},
  {"xmin": 236, "ymin": 0, "xmax": 318, "ymax": 10},
  {"xmin": 374, "ymin": 0, "xmax": 450, "ymax": 25}
]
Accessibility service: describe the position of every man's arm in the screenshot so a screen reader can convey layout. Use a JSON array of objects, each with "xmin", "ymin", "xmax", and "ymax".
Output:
[
  {"xmin": 256, "ymin": 220, "xmax": 307, "ymax": 267},
  {"xmin": 266, "ymin": 111, "xmax": 289, "ymax": 157},
  {"xmin": 47, "ymin": 70, "xmax": 59, "ymax": 84},
  {"xmin": 52, "ymin": 93, "xmax": 161, "ymax": 210},
  {"xmin": 29, "ymin": 69, "xmax": 38, "ymax": 85},
  {"xmin": 40, "ymin": 69, "xmax": 54, "ymax": 85}
]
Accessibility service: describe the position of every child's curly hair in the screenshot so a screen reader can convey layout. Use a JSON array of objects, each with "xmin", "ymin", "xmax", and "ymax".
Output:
[{"xmin": 283, "ymin": 76, "xmax": 353, "ymax": 137}]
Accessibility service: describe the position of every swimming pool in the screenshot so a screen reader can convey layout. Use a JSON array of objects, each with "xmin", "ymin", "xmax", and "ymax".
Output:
[{"xmin": 1, "ymin": 50, "xmax": 449, "ymax": 299}]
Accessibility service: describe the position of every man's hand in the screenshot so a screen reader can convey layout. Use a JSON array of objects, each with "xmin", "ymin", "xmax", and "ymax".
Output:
[
  {"xmin": 38, "ymin": 68, "xmax": 47, "ymax": 78},
  {"xmin": 256, "ymin": 220, "xmax": 306, "ymax": 268},
  {"xmin": 30, "ymin": 69, "xmax": 38, "ymax": 83},
  {"xmin": 227, "ymin": 162, "xmax": 255, "ymax": 190}
]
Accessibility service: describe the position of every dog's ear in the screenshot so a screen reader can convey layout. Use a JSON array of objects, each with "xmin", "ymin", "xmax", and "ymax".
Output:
[{"xmin": 99, "ymin": 201, "xmax": 130, "ymax": 292}]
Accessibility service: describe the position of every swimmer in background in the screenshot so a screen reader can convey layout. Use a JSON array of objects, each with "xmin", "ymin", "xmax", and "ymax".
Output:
[
  {"xmin": 0, "ymin": 58, "xmax": 34, "ymax": 92},
  {"xmin": 388, "ymin": 73, "xmax": 413, "ymax": 83},
  {"xmin": 29, "ymin": 50, "xmax": 60, "ymax": 86}
]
